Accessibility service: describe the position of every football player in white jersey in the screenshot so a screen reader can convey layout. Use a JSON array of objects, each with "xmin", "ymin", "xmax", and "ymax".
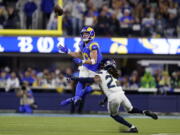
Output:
[{"xmin": 69, "ymin": 59, "xmax": 158, "ymax": 133}]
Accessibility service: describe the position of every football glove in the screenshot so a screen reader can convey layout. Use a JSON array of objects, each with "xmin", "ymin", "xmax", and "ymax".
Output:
[
  {"xmin": 58, "ymin": 44, "xmax": 69, "ymax": 54},
  {"xmin": 73, "ymin": 58, "xmax": 83, "ymax": 64}
]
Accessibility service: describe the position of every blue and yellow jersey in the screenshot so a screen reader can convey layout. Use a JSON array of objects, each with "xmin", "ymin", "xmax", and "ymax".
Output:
[{"xmin": 79, "ymin": 40, "xmax": 103, "ymax": 72}]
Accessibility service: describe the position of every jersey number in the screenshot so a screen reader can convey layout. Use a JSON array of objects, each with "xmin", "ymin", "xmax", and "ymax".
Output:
[
  {"xmin": 83, "ymin": 53, "xmax": 90, "ymax": 60},
  {"xmin": 105, "ymin": 75, "xmax": 116, "ymax": 89}
]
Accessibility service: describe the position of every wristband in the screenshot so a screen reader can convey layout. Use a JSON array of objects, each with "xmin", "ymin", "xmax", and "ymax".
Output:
[
  {"xmin": 91, "ymin": 59, "xmax": 96, "ymax": 64},
  {"xmin": 82, "ymin": 60, "xmax": 86, "ymax": 64}
]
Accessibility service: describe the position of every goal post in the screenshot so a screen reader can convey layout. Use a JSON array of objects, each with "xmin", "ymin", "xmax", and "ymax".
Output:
[{"xmin": 0, "ymin": 0, "xmax": 63, "ymax": 36}]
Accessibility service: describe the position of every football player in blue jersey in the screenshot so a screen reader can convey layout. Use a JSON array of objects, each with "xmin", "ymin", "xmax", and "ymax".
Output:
[{"xmin": 58, "ymin": 26, "xmax": 103, "ymax": 105}]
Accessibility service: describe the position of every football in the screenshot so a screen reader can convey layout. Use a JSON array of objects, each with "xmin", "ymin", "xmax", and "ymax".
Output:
[{"xmin": 54, "ymin": 4, "xmax": 64, "ymax": 16}]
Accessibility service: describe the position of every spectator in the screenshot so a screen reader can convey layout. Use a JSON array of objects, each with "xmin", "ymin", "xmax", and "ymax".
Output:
[
  {"xmin": 84, "ymin": 1, "xmax": 97, "ymax": 27},
  {"xmin": 171, "ymin": 72, "xmax": 180, "ymax": 89},
  {"xmin": 158, "ymin": 71, "xmax": 171, "ymax": 94},
  {"xmin": 141, "ymin": 13, "xmax": 155, "ymax": 36},
  {"xmin": 64, "ymin": 0, "xmax": 86, "ymax": 36},
  {"xmin": 165, "ymin": 9, "xmax": 178, "ymax": 37},
  {"xmin": 0, "ymin": 71, "xmax": 7, "ymax": 87},
  {"xmin": 154, "ymin": 69, "xmax": 162, "ymax": 89},
  {"xmin": 41, "ymin": 0, "xmax": 54, "ymax": 29},
  {"xmin": 16, "ymin": 81, "xmax": 37, "ymax": 113},
  {"xmin": 119, "ymin": 9, "xmax": 134, "ymax": 37},
  {"xmin": 23, "ymin": 0, "xmax": 37, "ymax": 29},
  {"xmin": 47, "ymin": 11, "xmax": 57, "ymax": 30},
  {"xmin": 44, "ymin": 72, "xmax": 56, "ymax": 88},
  {"xmin": 5, "ymin": 72, "xmax": 20, "ymax": 92},
  {"xmin": 42, "ymin": 68, "xmax": 50, "ymax": 79},
  {"xmin": 0, "ymin": 4, "xmax": 6, "ymax": 29},
  {"xmin": 140, "ymin": 71, "xmax": 156, "ymax": 88},
  {"xmin": 122, "ymin": 76, "xmax": 130, "ymax": 89},
  {"xmin": 4, "ymin": 6, "xmax": 20, "ymax": 29},
  {"xmin": 95, "ymin": 5, "xmax": 111, "ymax": 36},
  {"xmin": 53, "ymin": 73, "xmax": 68, "ymax": 89},
  {"xmin": 129, "ymin": 70, "xmax": 139, "ymax": 90},
  {"xmin": 63, "ymin": 10, "xmax": 73, "ymax": 35},
  {"xmin": 22, "ymin": 71, "xmax": 35, "ymax": 85},
  {"xmin": 109, "ymin": 12, "xmax": 119, "ymax": 36},
  {"xmin": 133, "ymin": 2, "xmax": 144, "ymax": 21},
  {"xmin": 154, "ymin": 14, "xmax": 166, "ymax": 37},
  {"xmin": 32, "ymin": 74, "xmax": 46, "ymax": 87}
]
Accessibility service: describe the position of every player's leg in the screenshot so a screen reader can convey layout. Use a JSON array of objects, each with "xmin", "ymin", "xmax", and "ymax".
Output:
[
  {"xmin": 80, "ymin": 85, "xmax": 93, "ymax": 96},
  {"xmin": 73, "ymin": 68, "xmax": 96, "ymax": 103},
  {"xmin": 60, "ymin": 82, "xmax": 91, "ymax": 105},
  {"xmin": 60, "ymin": 81, "xmax": 86, "ymax": 105},
  {"xmin": 74, "ymin": 66, "xmax": 89, "ymax": 96},
  {"xmin": 81, "ymin": 69, "xmax": 98, "ymax": 96},
  {"xmin": 61, "ymin": 67, "xmax": 96, "ymax": 105},
  {"xmin": 121, "ymin": 94, "xmax": 158, "ymax": 120},
  {"xmin": 61, "ymin": 67, "xmax": 88, "ymax": 105},
  {"xmin": 108, "ymin": 98, "xmax": 138, "ymax": 133}
]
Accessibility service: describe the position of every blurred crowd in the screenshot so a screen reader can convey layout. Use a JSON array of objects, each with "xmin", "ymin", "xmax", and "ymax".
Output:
[
  {"xmin": 0, "ymin": 66, "xmax": 179, "ymax": 94},
  {"xmin": 63, "ymin": 0, "xmax": 180, "ymax": 37},
  {"xmin": 0, "ymin": 67, "xmax": 74, "ymax": 92},
  {"xmin": 0, "ymin": 0, "xmax": 179, "ymax": 37},
  {"xmin": 0, "ymin": 0, "xmax": 57, "ymax": 29},
  {"xmin": 118, "ymin": 69, "xmax": 180, "ymax": 94}
]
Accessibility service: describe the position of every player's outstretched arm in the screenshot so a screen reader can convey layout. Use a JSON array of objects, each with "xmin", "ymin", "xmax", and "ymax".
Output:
[
  {"xmin": 58, "ymin": 44, "xmax": 82, "ymax": 58},
  {"xmin": 68, "ymin": 52, "xmax": 82, "ymax": 58}
]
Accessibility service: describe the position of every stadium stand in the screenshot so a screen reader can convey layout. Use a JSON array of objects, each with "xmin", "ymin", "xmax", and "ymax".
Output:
[{"xmin": 0, "ymin": 0, "xmax": 179, "ymax": 37}]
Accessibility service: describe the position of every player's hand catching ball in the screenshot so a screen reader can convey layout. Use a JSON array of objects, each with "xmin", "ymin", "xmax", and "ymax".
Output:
[{"xmin": 54, "ymin": 4, "xmax": 64, "ymax": 16}]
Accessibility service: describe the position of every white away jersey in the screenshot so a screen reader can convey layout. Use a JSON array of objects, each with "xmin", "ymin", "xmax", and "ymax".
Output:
[{"xmin": 97, "ymin": 70, "xmax": 124, "ymax": 97}]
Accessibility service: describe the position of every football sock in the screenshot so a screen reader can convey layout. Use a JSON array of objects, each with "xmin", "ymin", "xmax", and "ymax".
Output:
[
  {"xmin": 75, "ymin": 82, "xmax": 84, "ymax": 97},
  {"xmin": 111, "ymin": 114, "xmax": 132, "ymax": 128},
  {"xmin": 82, "ymin": 86, "xmax": 93, "ymax": 96},
  {"xmin": 128, "ymin": 107, "xmax": 143, "ymax": 114}
]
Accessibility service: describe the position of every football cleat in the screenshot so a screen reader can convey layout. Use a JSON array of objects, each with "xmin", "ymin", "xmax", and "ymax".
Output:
[
  {"xmin": 122, "ymin": 127, "xmax": 138, "ymax": 133},
  {"xmin": 144, "ymin": 110, "xmax": 158, "ymax": 120},
  {"xmin": 128, "ymin": 127, "xmax": 138, "ymax": 133},
  {"xmin": 60, "ymin": 96, "xmax": 82, "ymax": 106},
  {"xmin": 60, "ymin": 97, "xmax": 74, "ymax": 106},
  {"xmin": 73, "ymin": 96, "xmax": 82, "ymax": 105}
]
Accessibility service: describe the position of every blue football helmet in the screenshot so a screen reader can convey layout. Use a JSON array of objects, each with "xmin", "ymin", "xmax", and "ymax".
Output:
[{"xmin": 80, "ymin": 26, "xmax": 95, "ymax": 42}]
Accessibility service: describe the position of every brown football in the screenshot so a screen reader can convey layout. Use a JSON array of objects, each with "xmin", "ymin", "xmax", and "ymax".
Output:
[{"xmin": 54, "ymin": 4, "xmax": 64, "ymax": 16}]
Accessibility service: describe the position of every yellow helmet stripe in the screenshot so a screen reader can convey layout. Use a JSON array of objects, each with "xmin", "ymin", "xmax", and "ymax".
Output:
[{"xmin": 87, "ymin": 27, "xmax": 93, "ymax": 31}]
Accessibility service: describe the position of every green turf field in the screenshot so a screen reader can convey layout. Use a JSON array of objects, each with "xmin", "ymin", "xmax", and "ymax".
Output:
[{"xmin": 0, "ymin": 115, "xmax": 180, "ymax": 135}]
